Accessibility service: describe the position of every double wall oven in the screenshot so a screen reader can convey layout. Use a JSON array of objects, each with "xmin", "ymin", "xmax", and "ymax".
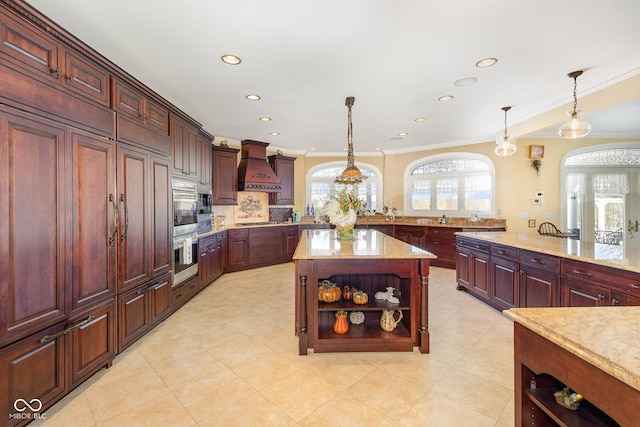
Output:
[{"xmin": 172, "ymin": 180, "xmax": 198, "ymax": 286}]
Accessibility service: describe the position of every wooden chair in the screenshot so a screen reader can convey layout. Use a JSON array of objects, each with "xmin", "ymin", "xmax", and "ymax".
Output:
[{"xmin": 538, "ymin": 222, "xmax": 560, "ymax": 236}]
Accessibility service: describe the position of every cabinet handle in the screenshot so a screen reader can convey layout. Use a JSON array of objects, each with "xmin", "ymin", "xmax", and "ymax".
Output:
[
  {"xmin": 572, "ymin": 269, "xmax": 593, "ymax": 277},
  {"xmin": 531, "ymin": 258, "xmax": 546, "ymax": 265},
  {"xmin": 597, "ymin": 293, "xmax": 605, "ymax": 301},
  {"xmin": 498, "ymin": 250, "xmax": 507, "ymax": 255},
  {"xmin": 136, "ymin": 287, "xmax": 148, "ymax": 295},
  {"xmin": 50, "ymin": 68, "xmax": 60, "ymax": 76},
  {"xmin": 630, "ymin": 283, "xmax": 639, "ymax": 289},
  {"xmin": 66, "ymin": 75, "xmax": 76, "ymax": 82},
  {"xmin": 120, "ymin": 193, "xmax": 129, "ymax": 242},
  {"xmin": 611, "ymin": 298, "xmax": 620, "ymax": 306},
  {"xmin": 201, "ymin": 253, "xmax": 207, "ymax": 257},
  {"xmin": 39, "ymin": 315, "xmax": 94, "ymax": 343},
  {"xmin": 109, "ymin": 193, "xmax": 118, "ymax": 246}
]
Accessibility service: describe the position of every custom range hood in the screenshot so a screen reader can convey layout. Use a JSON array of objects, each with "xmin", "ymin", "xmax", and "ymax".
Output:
[{"xmin": 237, "ymin": 140, "xmax": 282, "ymax": 192}]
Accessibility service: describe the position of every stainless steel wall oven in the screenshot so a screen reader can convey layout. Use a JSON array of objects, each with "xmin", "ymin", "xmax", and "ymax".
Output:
[{"xmin": 172, "ymin": 180, "xmax": 198, "ymax": 286}]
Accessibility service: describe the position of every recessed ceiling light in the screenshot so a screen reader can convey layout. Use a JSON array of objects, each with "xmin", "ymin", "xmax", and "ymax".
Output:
[
  {"xmin": 415, "ymin": 117, "xmax": 427, "ymax": 122},
  {"xmin": 221, "ymin": 54, "xmax": 241, "ymax": 65},
  {"xmin": 438, "ymin": 95, "xmax": 454, "ymax": 101},
  {"xmin": 454, "ymin": 77, "xmax": 478, "ymax": 86},
  {"xmin": 269, "ymin": 131, "xmax": 279, "ymax": 136},
  {"xmin": 259, "ymin": 117, "xmax": 271, "ymax": 121},
  {"xmin": 475, "ymin": 57, "xmax": 497, "ymax": 68},
  {"xmin": 398, "ymin": 132, "xmax": 408, "ymax": 137},
  {"xmin": 246, "ymin": 94, "xmax": 261, "ymax": 100}
]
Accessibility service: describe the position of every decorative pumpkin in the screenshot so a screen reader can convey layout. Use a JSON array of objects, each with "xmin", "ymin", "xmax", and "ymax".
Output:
[
  {"xmin": 349, "ymin": 311, "xmax": 365, "ymax": 325},
  {"xmin": 318, "ymin": 280, "xmax": 342, "ymax": 303},
  {"xmin": 333, "ymin": 310, "xmax": 349, "ymax": 334},
  {"xmin": 342, "ymin": 286, "xmax": 353, "ymax": 301},
  {"xmin": 352, "ymin": 290, "xmax": 369, "ymax": 305}
]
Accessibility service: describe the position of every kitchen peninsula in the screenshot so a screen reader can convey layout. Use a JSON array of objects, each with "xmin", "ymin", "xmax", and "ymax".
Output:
[{"xmin": 293, "ymin": 229, "xmax": 436, "ymax": 355}]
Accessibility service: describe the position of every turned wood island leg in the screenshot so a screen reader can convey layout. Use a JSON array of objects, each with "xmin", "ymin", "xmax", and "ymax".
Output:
[{"xmin": 419, "ymin": 259, "xmax": 430, "ymax": 353}]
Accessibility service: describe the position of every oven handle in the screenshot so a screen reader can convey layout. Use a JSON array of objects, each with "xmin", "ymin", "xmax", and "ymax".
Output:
[{"xmin": 173, "ymin": 189, "xmax": 197, "ymax": 203}]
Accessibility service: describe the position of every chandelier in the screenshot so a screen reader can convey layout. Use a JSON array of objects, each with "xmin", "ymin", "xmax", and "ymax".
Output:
[{"xmin": 335, "ymin": 96, "xmax": 367, "ymax": 184}]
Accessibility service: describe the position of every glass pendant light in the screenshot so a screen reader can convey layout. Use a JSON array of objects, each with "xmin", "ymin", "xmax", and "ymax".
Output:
[
  {"xmin": 495, "ymin": 106, "xmax": 517, "ymax": 156},
  {"xmin": 335, "ymin": 96, "xmax": 367, "ymax": 184},
  {"xmin": 559, "ymin": 70, "xmax": 591, "ymax": 139}
]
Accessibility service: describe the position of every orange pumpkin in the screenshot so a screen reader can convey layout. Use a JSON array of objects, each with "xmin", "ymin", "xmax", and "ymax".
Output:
[
  {"xmin": 318, "ymin": 280, "xmax": 342, "ymax": 303},
  {"xmin": 333, "ymin": 311, "xmax": 349, "ymax": 334}
]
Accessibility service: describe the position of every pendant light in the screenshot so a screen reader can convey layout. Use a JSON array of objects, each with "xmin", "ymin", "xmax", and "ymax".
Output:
[
  {"xmin": 559, "ymin": 70, "xmax": 591, "ymax": 139},
  {"xmin": 495, "ymin": 106, "xmax": 517, "ymax": 156},
  {"xmin": 335, "ymin": 96, "xmax": 367, "ymax": 184}
]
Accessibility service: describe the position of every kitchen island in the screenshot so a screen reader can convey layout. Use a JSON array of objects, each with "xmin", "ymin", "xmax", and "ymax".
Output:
[
  {"xmin": 293, "ymin": 229, "xmax": 436, "ymax": 355},
  {"xmin": 505, "ymin": 306, "xmax": 640, "ymax": 426}
]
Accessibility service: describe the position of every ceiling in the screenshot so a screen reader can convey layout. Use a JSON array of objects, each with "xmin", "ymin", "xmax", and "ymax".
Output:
[{"xmin": 28, "ymin": 0, "xmax": 640, "ymax": 155}]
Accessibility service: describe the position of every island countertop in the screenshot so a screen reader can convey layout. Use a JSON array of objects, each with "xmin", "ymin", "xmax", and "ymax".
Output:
[
  {"xmin": 293, "ymin": 229, "xmax": 437, "ymax": 260},
  {"xmin": 504, "ymin": 306, "xmax": 640, "ymax": 392},
  {"xmin": 456, "ymin": 231, "xmax": 640, "ymax": 274}
]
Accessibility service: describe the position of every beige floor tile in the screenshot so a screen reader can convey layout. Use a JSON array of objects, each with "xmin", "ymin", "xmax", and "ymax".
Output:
[{"xmin": 35, "ymin": 264, "xmax": 517, "ymax": 426}]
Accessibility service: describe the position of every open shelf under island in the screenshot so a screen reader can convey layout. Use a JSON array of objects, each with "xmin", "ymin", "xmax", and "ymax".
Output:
[{"xmin": 293, "ymin": 229, "xmax": 436, "ymax": 355}]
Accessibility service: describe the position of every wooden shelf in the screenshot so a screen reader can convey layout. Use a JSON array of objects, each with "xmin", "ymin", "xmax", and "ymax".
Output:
[
  {"xmin": 318, "ymin": 296, "xmax": 411, "ymax": 311},
  {"xmin": 525, "ymin": 388, "xmax": 618, "ymax": 427}
]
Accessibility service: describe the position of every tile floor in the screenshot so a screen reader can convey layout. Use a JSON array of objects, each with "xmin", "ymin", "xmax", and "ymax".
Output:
[{"xmin": 33, "ymin": 263, "xmax": 515, "ymax": 427}]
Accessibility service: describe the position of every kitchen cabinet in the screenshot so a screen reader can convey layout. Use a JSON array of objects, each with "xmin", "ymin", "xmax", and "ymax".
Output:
[
  {"xmin": 117, "ymin": 273, "xmax": 171, "ymax": 352},
  {"xmin": 489, "ymin": 244, "xmax": 519, "ymax": 311},
  {"xmin": 212, "ymin": 145, "xmax": 240, "ymax": 205},
  {"xmin": 171, "ymin": 276, "xmax": 200, "ymax": 313},
  {"xmin": 519, "ymin": 250, "xmax": 560, "ymax": 308},
  {"xmin": 393, "ymin": 225, "xmax": 426, "ymax": 248},
  {"xmin": 170, "ymin": 114, "xmax": 199, "ymax": 179},
  {"xmin": 227, "ymin": 229, "xmax": 249, "ymax": 271},
  {"xmin": 199, "ymin": 232, "xmax": 225, "ymax": 287},
  {"xmin": 197, "ymin": 132, "xmax": 213, "ymax": 188},
  {"xmin": 226, "ymin": 226, "xmax": 299, "ymax": 273},
  {"xmin": 455, "ymin": 237, "xmax": 490, "ymax": 302},
  {"xmin": 268, "ymin": 154, "xmax": 296, "ymax": 205},
  {"xmin": 111, "ymin": 78, "xmax": 170, "ymax": 154},
  {"xmin": 424, "ymin": 227, "xmax": 462, "ymax": 268},
  {"xmin": 0, "ymin": 7, "xmax": 114, "ymax": 138}
]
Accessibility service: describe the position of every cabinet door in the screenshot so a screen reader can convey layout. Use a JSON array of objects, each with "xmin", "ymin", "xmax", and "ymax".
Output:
[
  {"xmin": 144, "ymin": 99, "xmax": 169, "ymax": 135},
  {"xmin": 0, "ymin": 323, "xmax": 66, "ymax": 425},
  {"xmin": 212, "ymin": 146, "xmax": 239, "ymax": 205},
  {"xmin": 268, "ymin": 155, "xmax": 295, "ymax": 205},
  {"xmin": 455, "ymin": 245, "xmax": 471, "ymax": 289},
  {"xmin": 185, "ymin": 126, "xmax": 198, "ymax": 178},
  {"xmin": 66, "ymin": 299, "xmax": 115, "ymax": 388},
  {"xmin": 70, "ymin": 130, "xmax": 117, "ymax": 314},
  {"xmin": 0, "ymin": 108, "xmax": 67, "ymax": 346},
  {"xmin": 62, "ymin": 48, "xmax": 110, "ymax": 107},
  {"xmin": 227, "ymin": 230, "xmax": 249, "ymax": 270},
  {"xmin": 284, "ymin": 226, "xmax": 299, "ymax": 258},
  {"xmin": 148, "ymin": 274, "xmax": 172, "ymax": 325},
  {"xmin": 112, "ymin": 79, "xmax": 145, "ymax": 120},
  {"xmin": 470, "ymin": 250, "xmax": 490, "ymax": 301},
  {"xmin": 117, "ymin": 145, "xmax": 150, "ymax": 293},
  {"xmin": 117, "ymin": 285, "xmax": 150, "ymax": 352},
  {"xmin": 520, "ymin": 267, "xmax": 558, "ymax": 307},
  {"xmin": 611, "ymin": 290, "xmax": 640, "ymax": 306},
  {"xmin": 149, "ymin": 153, "xmax": 171, "ymax": 278},
  {"xmin": 198, "ymin": 135, "xmax": 212, "ymax": 187},
  {"xmin": 490, "ymin": 257, "xmax": 519, "ymax": 310},
  {"xmin": 171, "ymin": 115, "xmax": 186, "ymax": 176},
  {"xmin": 561, "ymin": 278, "xmax": 608, "ymax": 307}
]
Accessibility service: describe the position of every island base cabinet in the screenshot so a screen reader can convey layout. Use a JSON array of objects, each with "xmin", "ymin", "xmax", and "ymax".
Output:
[{"xmin": 514, "ymin": 323, "xmax": 633, "ymax": 426}]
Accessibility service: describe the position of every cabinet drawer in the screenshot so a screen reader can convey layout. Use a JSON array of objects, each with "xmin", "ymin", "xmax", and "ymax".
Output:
[
  {"xmin": 520, "ymin": 250, "xmax": 559, "ymax": 272},
  {"xmin": 249, "ymin": 228, "xmax": 282, "ymax": 245},
  {"xmin": 456, "ymin": 237, "xmax": 490, "ymax": 253},
  {"xmin": 491, "ymin": 244, "xmax": 518, "ymax": 262},
  {"xmin": 561, "ymin": 258, "xmax": 640, "ymax": 293}
]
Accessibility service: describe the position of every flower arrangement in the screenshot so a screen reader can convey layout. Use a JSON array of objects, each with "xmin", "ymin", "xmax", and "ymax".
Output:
[{"xmin": 324, "ymin": 188, "xmax": 364, "ymax": 239}]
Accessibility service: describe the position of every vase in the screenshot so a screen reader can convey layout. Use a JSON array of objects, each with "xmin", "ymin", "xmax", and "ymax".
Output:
[{"xmin": 336, "ymin": 224, "xmax": 355, "ymax": 240}]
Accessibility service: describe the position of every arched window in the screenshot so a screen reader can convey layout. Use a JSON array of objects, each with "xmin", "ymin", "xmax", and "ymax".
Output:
[
  {"xmin": 306, "ymin": 161, "xmax": 382, "ymax": 213},
  {"xmin": 404, "ymin": 153, "xmax": 495, "ymax": 216},
  {"xmin": 561, "ymin": 142, "xmax": 640, "ymax": 246}
]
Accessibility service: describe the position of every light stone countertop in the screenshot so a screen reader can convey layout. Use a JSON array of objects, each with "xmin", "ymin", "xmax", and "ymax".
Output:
[
  {"xmin": 456, "ymin": 231, "xmax": 640, "ymax": 274},
  {"xmin": 293, "ymin": 229, "xmax": 437, "ymax": 260},
  {"xmin": 504, "ymin": 306, "xmax": 640, "ymax": 392}
]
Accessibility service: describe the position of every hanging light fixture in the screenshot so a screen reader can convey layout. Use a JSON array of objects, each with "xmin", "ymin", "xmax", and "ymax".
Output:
[
  {"xmin": 335, "ymin": 96, "xmax": 367, "ymax": 184},
  {"xmin": 559, "ymin": 70, "xmax": 591, "ymax": 139},
  {"xmin": 495, "ymin": 106, "xmax": 517, "ymax": 156}
]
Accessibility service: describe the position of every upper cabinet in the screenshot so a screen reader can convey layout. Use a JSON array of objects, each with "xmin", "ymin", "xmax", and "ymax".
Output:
[
  {"xmin": 212, "ymin": 145, "xmax": 240, "ymax": 205},
  {"xmin": 170, "ymin": 114, "xmax": 198, "ymax": 179},
  {"xmin": 197, "ymin": 132, "xmax": 213, "ymax": 188},
  {"xmin": 268, "ymin": 154, "xmax": 296, "ymax": 205}
]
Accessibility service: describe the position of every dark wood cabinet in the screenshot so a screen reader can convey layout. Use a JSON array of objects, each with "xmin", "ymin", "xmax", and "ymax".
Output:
[
  {"xmin": 424, "ymin": 227, "xmax": 462, "ymax": 268},
  {"xmin": 117, "ymin": 273, "xmax": 171, "ymax": 352},
  {"xmin": 519, "ymin": 250, "xmax": 559, "ymax": 308},
  {"xmin": 212, "ymin": 145, "xmax": 239, "ymax": 205},
  {"xmin": 0, "ymin": 108, "xmax": 67, "ymax": 347},
  {"xmin": 226, "ymin": 226, "xmax": 299, "ymax": 273},
  {"xmin": 170, "ymin": 114, "xmax": 199, "ymax": 179},
  {"xmin": 199, "ymin": 232, "xmax": 225, "ymax": 288},
  {"xmin": 197, "ymin": 133, "xmax": 213, "ymax": 188},
  {"xmin": 489, "ymin": 244, "xmax": 519, "ymax": 311},
  {"xmin": 227, "ymin": 229, "xmax": 249, "ymax": 271},
  {"xmin": 393, "ymin": 225, "xmax": 426, "ymax": 248},
  {"xmin": 455, "ymin": 237, "xmax": 490, "ymax": 302},
  {"xmin": 268, "ymin": 154, "xmax": 296, "ymax": 205}
]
